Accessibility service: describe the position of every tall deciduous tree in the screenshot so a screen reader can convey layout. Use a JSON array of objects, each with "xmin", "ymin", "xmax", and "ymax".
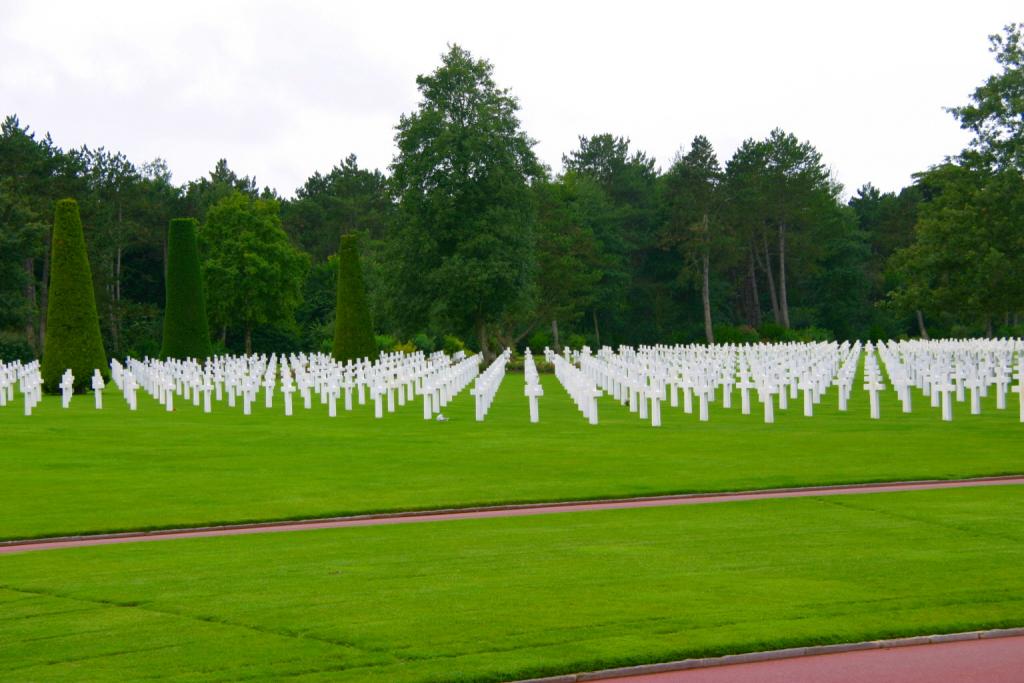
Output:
[
  {"xmin": 80, "ymin": 146, "xmax": 142, "ymax": 354},
  {"xmin": 949, "ymin": 23, "xmax": 1024, "ymax": 173},
  {"xmin": 389, "ymin": 45, "xmax": 541, "ymax": 358},
  {"xmin": 661, "ymin": 135, "xmax": 724, "ymax": 344},
  {"xmin": 531, "ymin": 175, "xmax": 602, "ymax": 350},
  {"xmin": 201, "ymin": 192, "xmax": 309, "ymax": 353},
  {"xmin": 563, "ymin": 134, "xmax": 659, "ymax": 344}
]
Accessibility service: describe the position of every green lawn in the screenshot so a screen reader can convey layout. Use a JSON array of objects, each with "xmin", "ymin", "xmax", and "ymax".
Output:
[
  {"xmin": 1, "ymin": 373, "xmax": 1022, "ymax": 540},
  {"xmin": 1, "ymin": 485, "xmax": 1021, "ymax": 682}
]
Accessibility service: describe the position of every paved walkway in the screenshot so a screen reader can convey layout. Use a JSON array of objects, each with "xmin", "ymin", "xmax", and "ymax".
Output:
[
  {"xmin": 2, "ymin": 475, "xmax": 1021, "ymax": 554},
  {"xmin": 591, "ymin": 634, "xmax": 1024, "ymax": 683}
]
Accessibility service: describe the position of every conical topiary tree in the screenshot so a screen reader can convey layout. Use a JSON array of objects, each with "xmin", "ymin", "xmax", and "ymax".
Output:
[
  {"xmin": 160, "ymin": 218, "xmax": 212, "ymax": 360},
  {"xmin": 41, "ymin": 198, "xmax": 108, "ymax": 393},
  {"xmin": 332, "ymin": 233, "xmax": 378, "ymax": 362}
]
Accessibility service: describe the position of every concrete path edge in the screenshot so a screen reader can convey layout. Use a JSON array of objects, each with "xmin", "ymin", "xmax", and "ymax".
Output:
[
  {"xmin": 2, "ymin": 474, "xmax": 1022, "ymax": 552},
  {"xmin": 514, "ymin": 628, "xmax": 1024, "ymax": 683}
]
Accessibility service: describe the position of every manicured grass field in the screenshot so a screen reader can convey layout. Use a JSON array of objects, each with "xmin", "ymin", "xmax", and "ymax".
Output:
[
  {"xmin": 1, "ymin": 486, "xmax": 1021, "ymax": 682},
  {"xmin": 2, "ymin": 373, "xmax": 1023, "ymax": 540}
]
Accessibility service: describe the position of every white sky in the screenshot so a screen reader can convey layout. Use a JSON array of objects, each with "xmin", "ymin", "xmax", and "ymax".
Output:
[{"xmin": 1, "ymin": 1, "xmax": 1019, "ymax": 197}]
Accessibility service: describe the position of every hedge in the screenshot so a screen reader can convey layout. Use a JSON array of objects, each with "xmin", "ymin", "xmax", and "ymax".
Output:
[
  {"xmin": 332, "ymin": 233, "xmax": 378, "ymax": 362},
  {"xmin": 160, "ymin": 218, "xmax": 212, "ymax": 360},
  {"xmin": 40, "ymin": 199, "xmax": 108, "ymax": 393}
]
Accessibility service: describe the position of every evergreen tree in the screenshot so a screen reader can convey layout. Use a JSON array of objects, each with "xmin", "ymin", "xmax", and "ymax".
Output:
[
  {"xmin": 333, "ymin": 233, "xmax": 377, "ymax": 362},
  {"xmin": 40, "ymin": 198, "xmax": 107, "ymax": 392},
  {"xmin": 160, "ymin": 218, "xmax": 212, "ymax": 360}
]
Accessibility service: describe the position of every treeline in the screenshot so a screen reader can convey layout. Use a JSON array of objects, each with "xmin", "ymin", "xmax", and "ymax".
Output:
[{"xmin": 1, "ymin": 25, "xmax": 1022, "ymax": 361}]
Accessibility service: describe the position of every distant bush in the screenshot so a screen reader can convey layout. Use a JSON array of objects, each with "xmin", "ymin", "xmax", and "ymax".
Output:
[
  {"xmin": 714, "ymin": 324, "xmax": 760, "ymax": 344},
  {"xmin": 0, "ymin": 331, "xmax": 34, "ymax": 362},
  {"xmin": 441, "ymin": 335, "xmax": 465, "ymax": 355},
  {"xmin": 507, "ymin": 356, "xmax": 554, "ymax": 373},
  {"xmin": 996, "ymin": 324, "xmax": 1024, "ymax": 338},
  {"xmin": 756, "ymin": 323, "xmax": 833, "ymax": 343},
  {"xmin": 527, "ymin": 330, "xmax": 551, "ymax": 352},
  {"xmin": 411, "ymin": 333, "xmax": 435, "ymax": 353},
  {"xmin": 393, "ymin": 340, "xmax": 417, "ymax": 354},
  {"xmin": 792, "ymin": 326, "xmax": 834, "ymax": 342},
  {"xmin": 565, "ymin": 333, "xmax": 587, "ymax": 349},
  {"xmin": 375, "ymin": 334, "xmax": 396, "ymax": 354},
  {"xmin": 756, "ymin": 322, "xmax": 790, "ymax": 342}
]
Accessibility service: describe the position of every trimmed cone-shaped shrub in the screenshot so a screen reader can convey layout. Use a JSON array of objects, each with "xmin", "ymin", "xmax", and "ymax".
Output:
[
  {"xmin": 332, "ymin": 233, "xmax": 378, "ymax": 362},
  {"xmin": 41, "ymin": 199, "xmax": 108, "ymax": 393},
  {"xmin": 160, "ymin": 218, "xmax": 212, "ymax": 360}
]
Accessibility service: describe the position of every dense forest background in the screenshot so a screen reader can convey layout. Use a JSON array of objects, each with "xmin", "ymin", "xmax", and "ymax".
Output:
[{"xmin": 2, "ymin": 25, "xmax": 1022, "ymax": 361}]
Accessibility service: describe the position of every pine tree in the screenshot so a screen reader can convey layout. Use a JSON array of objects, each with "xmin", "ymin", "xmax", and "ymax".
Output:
[
  {"xmin": 41, "ymin": 199, "xmax": 108, "ymax": 392},
  {"xmin": 332, "ymin": 233, "xmax": 377, "ymax": 362},
  {"xmin": 160, "ymin": 218, "xmax": 212, "ymax": 360}
]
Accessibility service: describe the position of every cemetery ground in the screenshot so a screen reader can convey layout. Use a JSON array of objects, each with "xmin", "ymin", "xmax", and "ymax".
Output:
[
  {"xmin": 1, "ymin": 486, "xmax": 1022, "ymax": 682},
  {"xmin": 3, "ymin": 357, "xmax": 1022, "ymax": 682},
  {"xmin": 0, "ymin": 370, "xmax": 1023, "ymax": 541}
]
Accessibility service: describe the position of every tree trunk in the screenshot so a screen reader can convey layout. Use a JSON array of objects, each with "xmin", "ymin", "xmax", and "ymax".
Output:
[
  {"xmin": 702, "ymin": 251, "xmax": 714, "ymax": 344},
  {"xmin": 916, "ymin": 310, "xmax": 929, "ymax": 340},
  {"xmin": 23, "ymin": 258, "xmax": 37, "ymax": 354},
  {"xmin": 747, "ymin": 251, "xmax": 761, "ymax": 328},
  {"xmin": 592, "ymin": 310, "xmax": 601, "ymax": 348},
  {"xmin": 113, "ymin": 244, "xmax": 122, "ymax": 353},
  {"xmin": 757, "ymin": 234, "xmax": 781, "ymax": 324},
  {"xmin": 475, "ymin": 316, "xmax": 492, "ymax": 363},
  {"xmin": 244, "ymin": 325, "xmax": 253, "ymax": 355},
  {"xmin": 777, "ymin": 223, "xmax": 790, "ymax": 329},
  {"xmin": 985, "ymin": 318, "xmax": 994, "ymax": 338},
  {"xmin": 551, "ymin": 318, "xmax": 560, "ymax": 353},
  {"xmin": 220, "ymin": 324, "xmax": 227, "ymax": 346}
]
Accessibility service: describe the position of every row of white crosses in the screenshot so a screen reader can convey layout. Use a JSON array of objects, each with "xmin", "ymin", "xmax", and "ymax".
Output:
[
  {"xmin": 523, "ymin": 349, "xmax": 543, "ymax": 423},
  {"xmin": 104, "ymin": 350, "xmax": 484, "ymax": 420},
  {"xmin": 876, "ymin": 338, "xmax": 1024, "ymax": 422},
  {"xmin": 4, "ymin": 338, "xmax": 1022, "ymax": 425},
  {"xmin": 471, "ymin": 349, "xmax": 511, "ymax": 421},
  {"xmin": 421, "ymin": 351, "xmax": 481, "ymax": 419},
  {"xmin": 573, "ymin": 342, "xmax": 855, "ymax": 426},
  {"xmin": 0, "ymin": 360, "xmax": 43, "ymax": 415},
  {"xmin": 546, "ymin": 347, "xmax": 601, "ymax": 424}
]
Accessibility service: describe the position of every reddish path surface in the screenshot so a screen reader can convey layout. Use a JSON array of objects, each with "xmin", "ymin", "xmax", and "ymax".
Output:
[
  {"xmin": 598, "ymin": 635, "xmax": 1024, "ymax": 683},
  {"xmin": 2, "ymin": 476, "xmax": 1022, "ymax": 554}
]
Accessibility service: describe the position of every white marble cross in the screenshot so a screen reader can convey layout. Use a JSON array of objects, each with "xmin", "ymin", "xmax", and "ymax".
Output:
[{"xmin": 91, "ymin": 370, "xmax": 105, "ymax": 410}]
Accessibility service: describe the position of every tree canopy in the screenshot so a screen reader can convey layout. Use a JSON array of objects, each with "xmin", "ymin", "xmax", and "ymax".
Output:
[{"xmin": 2, "ymin": 28, "xmax": 1023, "ymax": 360}]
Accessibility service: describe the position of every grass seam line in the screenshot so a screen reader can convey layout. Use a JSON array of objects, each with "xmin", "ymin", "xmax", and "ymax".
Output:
[
  {"xmin": 514, "ymin": 628, "xmax": 1024, "ymax": 682},
  {"xmin": 2, "ymin": 475, "xmax": 1022, "ymax": 553}
]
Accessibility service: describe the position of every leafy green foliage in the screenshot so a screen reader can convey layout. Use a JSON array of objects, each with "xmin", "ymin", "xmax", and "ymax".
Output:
[
  {"xmin": 332, "ymin": 233, "xmax": 377, "ymax": 362},
  {"xmin": 200, "ymin": 192, "xmax": 309, "ymax": 352},
  {"xmin": 388, "ymin": 45, "xmax": 540, "ymax": 355},
  {"xmin": 40, "ymin": 199, "xmax": 107, "ymax": 392},
  {"xmin": 160, "ymin": 218, "xmax": 211, "ymax": 360},
  {"xmin": 889, "ymin": 162, "xmax": 1024, "ymax": 331},
  {"xmin": 283, "ymin": 154, "xmax": 394, "ymax": 263},
  {"xmin": 949, "ymin": 23, "xmax": 1024, "ymax": 172}
]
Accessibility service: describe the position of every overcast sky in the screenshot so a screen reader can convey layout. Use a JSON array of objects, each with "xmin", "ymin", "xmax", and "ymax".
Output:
[{"xmin": 1, "ymin": 1, "xmax": 1019, "ymax": 197}]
